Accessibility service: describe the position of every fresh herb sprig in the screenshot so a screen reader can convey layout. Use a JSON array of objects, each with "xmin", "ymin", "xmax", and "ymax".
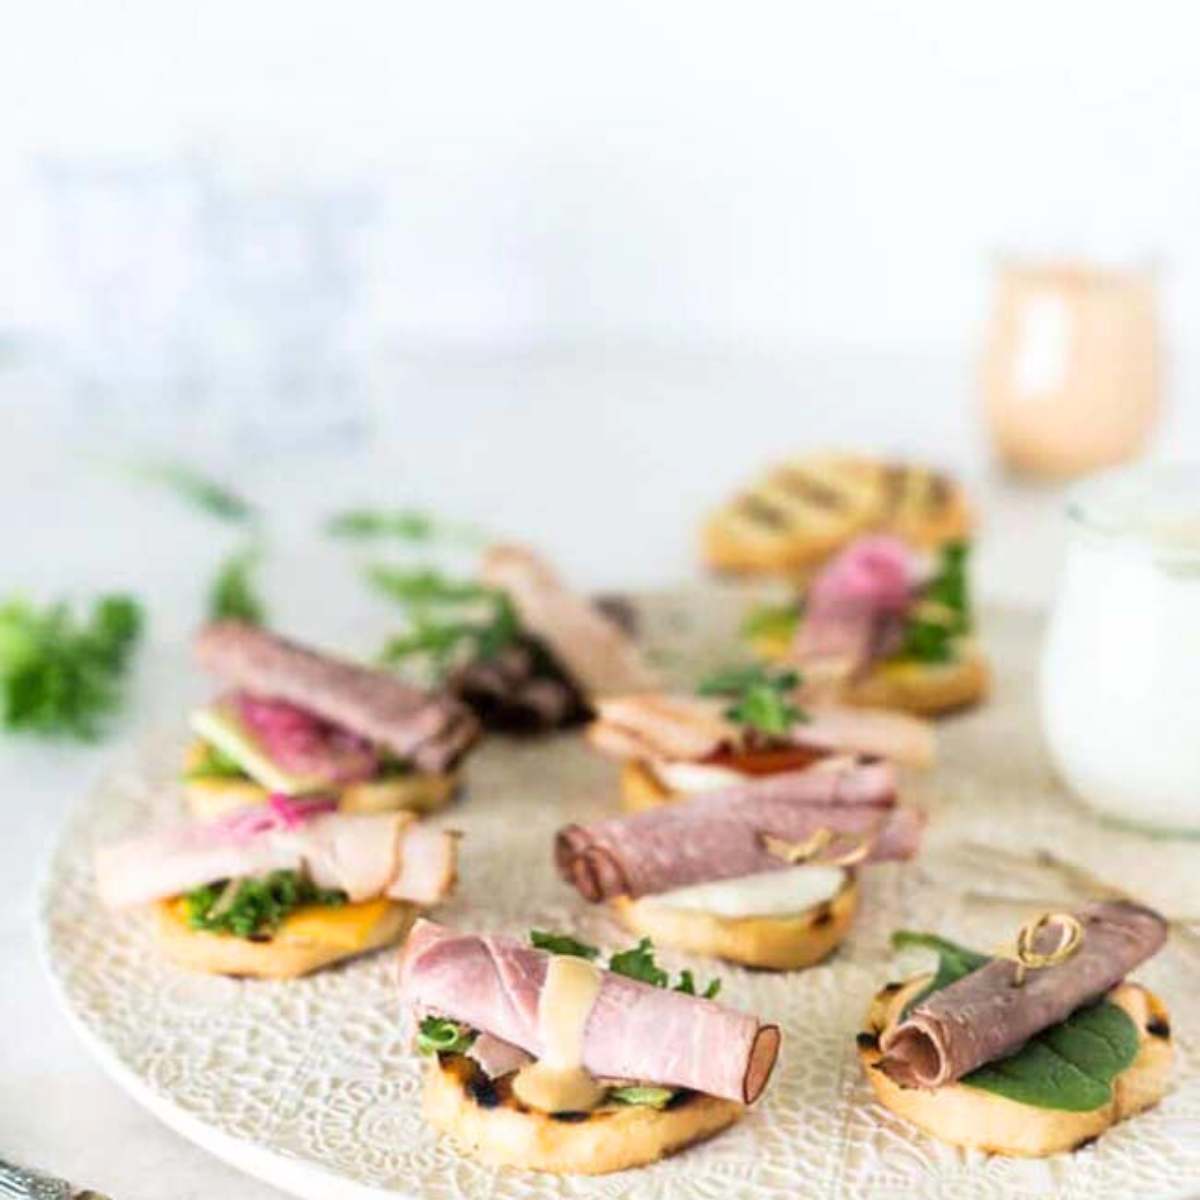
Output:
[
  {"xmin": 741, "ymin": 603, "xmax": 800, "ymax": 644},
  {"xmin": 416, "ymin": 1016, "xmax": 477, "ymax": 1056},
  {"xmin": 895, "ymin": 542, "xmax": 971, "ymax": 665},
  {"xmin": 0, "ymin": 594, "xmax": 142, "ymax": 740},
  {"xmin": 372, "ymin": 567, "xmax": 520, "ymax": 675},
  {"xmin": 530, "ymin": 932, "xmax": 721, "ymax": 999},
  {"xmin": 326, "ymin": 508, "xmax": 486, "ymax": 546},
  {"xmin": 184, "ymin": 870, "xmax": 346, "ymax": 939},
  {"xmin": 135, "ymin": 462, "xmax": 255, "ymax": 524},
  {"xmin": 185, "ymin": 742, "xmax": 248, "ymax": 781},
  {"xmin": 698, "ymin": 663, "xmax": 805, "ymax": 736},
  {"xmin": 208, "ymin": 546, "xmax": 267, "ymax": 625}
]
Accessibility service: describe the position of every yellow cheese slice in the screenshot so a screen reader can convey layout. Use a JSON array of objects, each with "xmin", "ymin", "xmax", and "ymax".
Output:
[{"xmin": 165, "ymin": 896, "xmax": 392, "ymax": 950}]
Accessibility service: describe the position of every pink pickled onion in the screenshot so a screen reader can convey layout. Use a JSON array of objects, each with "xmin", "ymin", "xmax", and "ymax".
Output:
[{"xmin": 209, "ymin": 794, "xmax": 338, "ymax": 843}]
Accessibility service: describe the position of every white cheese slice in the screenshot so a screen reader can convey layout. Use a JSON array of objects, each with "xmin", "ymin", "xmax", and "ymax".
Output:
[
  {"xmin": 639, "ymin": 864, "xmax": 847, "ymax": 918},
  {"xmin": 651, "ymin": 759, "xmax": 748, "ymax": 794}
]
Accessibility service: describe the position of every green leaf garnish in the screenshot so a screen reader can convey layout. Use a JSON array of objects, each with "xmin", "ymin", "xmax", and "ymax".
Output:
[
  {"xmin": 326, "ymin": 508, "xmax": 486, "ymax": 545},
  {"xmin": 924, "ymin": 541, "xmax": 971, "ymax": 632},
  {"xmin": 608, "ymin": 1085, "xmax": 675, "ymax": 1109},
  {"xmin": 892, "ymin": 927, "xmax": 1141, "ymax": 1111},
  {"xmin": 135, "ymin": 462, "xmax": 254, "ymax": 523},
  {"xmin": 208, "ymin": 546, "xmax": 266, "ymax": 625},
  {"xmin": 183, "ymin": 870, "xmax": 346, "ymax": 939},
  {"xmin": 698, "ymin": 663, "xmax": 805, "ymax": 735},
  {"xmin": 894, "ymin": 542, "xmax": 972, "ymax": 664},
  {"xmin": 530, "ymin": 931, "xmax": 600, "ymax": 960},
  {"xmin": 185, "ymin": 741, "xmax": 248, "ymax": 781},
  {"xmin": 607, "ymin": 937, "xmax": 670, "ymax": 987},
  {"xmin": 373, "ymin": 567, "xmax": 520, "ymax": 675},
  {"xmin": 741, "ymin": 604, "xmax": 800, "ymax": 644},
  {"xmin": 416, "ymin": 1016, "xmax": 477, "ymax": 1056},
  {"xmin": 674, "ymin": 968, "xmax": 722, "ymax": 1000},
  {"xmin": 0, "ymin": 594, "xmax": 142, "ymax": 740}
]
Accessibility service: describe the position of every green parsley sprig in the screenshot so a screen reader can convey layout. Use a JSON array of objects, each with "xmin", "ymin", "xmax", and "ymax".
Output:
[
  {"xmin": 530, "ymin": 932, "xmax": 721, "ymax": 999},
  {"xmin": 184, "ymin": 870, "xmax": 346, "ymax": 939},
  {"xmin": 895, "ymin": 542, "xmax": 971, "ymax": 665},
  {"xmin": 208, "ymin": 545, "xmax": 267, "ymax": 625},
  {"xmin": 0, "ymin": 594, "xmax": 142, "ymax": 740},
  {"xmin": 326, "ymin": 508, "xmax": 486, "ymax": 545},
  {"xmin": 698, "ymin": 663, "xmax": 805, "ymax": 736}
]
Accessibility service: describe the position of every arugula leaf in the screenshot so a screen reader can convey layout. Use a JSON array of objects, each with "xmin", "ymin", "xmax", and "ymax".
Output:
[
  {"xmin": 208, "ymin": 547, "xmax": 266, "ymax": 625},
  {"xmin": 326, "ymin": 508, "xmax": 486, "ymax": 545},
  {"xmin": 136, "ymin": 462, "xmax": 254, "ymax": 523},
  {"xmin": 416, "ymin": 1016, "xmax": 477, "ymax": 1056},
  {"xmin": 894, "ymin": 542, "xmax": 972, "ymax": 664},
  {"xmin": 0, "ymin": 594, "xmax": 142, "ymax": 740},
  {"xmin": 608, "ymin": 1085, "xmax": 675, "ymax": 1109},
  {"xmin": 924, "ymin": 541, "xmax": 971, "ymax": 632},
  {"xmin": 373, "ymin": 567, "xmax": 520, "ymax": 674},
  {"xmin": 698, "ymin": 663, "xmax": 805, "ymax": 736},
  {"xmin": 607, "ymin": 937, "xmax": 670, "ymax": 987},
  {"xmin": 741, "ymin": 604, "xmax": 800, "ymax": 644},
  {"xmin": 893, "ymin": 928, "xmax": 1141, "ymax": 1111},
  {"xmin": 674, "ymin": 968, "xmax": 722, "ymax": 1000},
  {"xmin": 530, "ymin": 931, "xmax": 600, "ymax": 960},
  {"xmin": 184, "ymin": 870, "xmax": 346, "ymax": 938}
]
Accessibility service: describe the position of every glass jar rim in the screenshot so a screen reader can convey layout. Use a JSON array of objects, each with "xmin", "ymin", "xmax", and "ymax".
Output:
[{"xmin": 1066, "ymin": 463, "xmax": 1200, "ymax": 560}]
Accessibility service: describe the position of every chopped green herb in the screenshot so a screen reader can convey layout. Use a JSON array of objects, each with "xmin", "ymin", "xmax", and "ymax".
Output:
[
  {"xmin": 416, "ymin": 1016, "xmax": 477, "ymax": 1056},
  {"xmin": 373, "ymin": 567, "xmax": 520, "ymax": 675},
  {"xmin": 326, "ymin": 508, "xmax": 486, "ymax": 545},
  {"xmin": 530, "ymin": 931, "xmax": 600, "ymax": 960},
  {"xmin": 607, "ymin": 937, "xmax": 670, "ymax": 987},
  {"xmin": 608, "ymin": 1085, "xmax": 675, "ymax": 1109},
  {"xmin": 698, "ymin": 663, "xmax": 805, "ymax": 736},
  {"xmin": 674, "ymin": 968, "xmax": 722, "ymax": 1000},
  {"xmin": 135, "ymin": 462, "xmax": 254, "ymax": 523},
  {"xmin": 183, "ymin": 870, "xmax": 346, "ymax": 939},
  {"xmin": 208, "ymin": 546, "xmax": 266, "ymax": 625},
  {"xmin": 924, "ymin": 542, "xmax": 971, "ymax": 632},
  {"xmin": 894, "ymin": 542, "xmax": 972, "ymax": 664},
  {"xmin": 892, "ymin": 927, "xmax": 1140, "ymax": 1111},
  {"xmin": 185, "ymin": 741, "xmax": 248, "ymax": 781},
  {"xmin": 741, "ymin": 604, "xmax": 800, "ymax": 644},
  {"xmin": 0, "ymin": 594, "xmax": 142, "ymax": 740}
]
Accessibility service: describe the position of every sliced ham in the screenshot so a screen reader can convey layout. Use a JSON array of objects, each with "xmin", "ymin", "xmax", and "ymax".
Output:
[
  {"xmin": 480, "ymin": 544, "xmax": 660, "ymax": 698},
  {"xmin": 557, "ymin": 766, "xmax": 921, "ymax": 902},
  {"xmin": 398, "ymin": 920, "xmax": 780, "ymax": 1104},
  {"xmin": 878, "ymin": 900, "xmax": 1169, "ymax": 1090},
  {"xmin": 95, "ymin": 811, "xmax": 457, "ymax": 908},
  {"xmin": 195, "ymin": 622, "xmax": 480, "ymax": 772},
  {"xmin": 469, "ymin": 1033, "xmax": 533, "ymax": 1078},
  {"xmin": 588, "ymin": 693, "xmax": 934, "ymax": 770},
  {"xmin": 791, "ymin": 535, "xmax": 918, "ymax": 682}
]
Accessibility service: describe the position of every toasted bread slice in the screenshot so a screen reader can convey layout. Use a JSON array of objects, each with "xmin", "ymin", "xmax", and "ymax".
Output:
[
  {"xmin": 152, "ymin": 895, "xmax": 417, "ymax": 979},
  {"xmin": 619, "ymin": 759, "xmax": 678, "ymax": 813},
  {"xmin": 182, "ymin": 739, "xmax": 459, "ymax": 821},
  {"xmin": 858, "ymin": 976, "xmax": 1172, "ymax": 1157},
  {"xmin": 422, "ymin": 1053, "xmax": 743, "ymax": 1174},
  {"xmin": 703, "ymin": 454, "xmax": 971, "ymax": 578},
  {"xmin": 746, "ymin": 640, "xmax": 989, "ymax": 717},
  {"xmin": 612, "ymin": 871, "xmax": 858, "ymax": 970}
]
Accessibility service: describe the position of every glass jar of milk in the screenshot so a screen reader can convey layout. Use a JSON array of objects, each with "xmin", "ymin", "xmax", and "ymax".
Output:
[{"xmin": 1041, "ymin": 465, "xmax": 1200, "ymax": 834}]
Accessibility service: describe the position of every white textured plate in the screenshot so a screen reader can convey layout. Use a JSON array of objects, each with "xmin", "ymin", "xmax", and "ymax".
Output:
[{"xmin": 38, "ymin": 598, "xmax": 1200, "ymax": 1199}]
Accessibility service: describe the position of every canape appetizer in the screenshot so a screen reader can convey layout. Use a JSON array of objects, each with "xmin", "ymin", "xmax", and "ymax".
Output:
[
  {"xmin": 374, "ymin": 544, "xmax": 658, "ymax": 734},
  {"xmin": 556, "ymin": 763, "xmax": 924, "ymax": 969},
  {"xmin": 95, "ymin": 800, "xmax": 457, "ymax": 978},
  {"xmin": 702, "ymin": 452, "xmax": 971, "ymax": 578},
  {"xmin": 587, "ymin": 676, "xmax": 934, "ymax": 812},
  {"xmin": 860, "ymin": 901, "xmax": 1171, "ymax": 1156},
  {"xmin": 746, "ymin": 535, "xmax": 988, "ymax": 715},
  {"xmin": 184, "ymin": 621, "xmax": 480, "ymax": 821},
  {"xmin": 398, "ymin": 920, "xmax": 780, "ymax": 1174}
]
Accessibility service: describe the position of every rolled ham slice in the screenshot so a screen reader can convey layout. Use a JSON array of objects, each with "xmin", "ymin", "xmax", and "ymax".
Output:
[
  {"xmin": 480, "ymin": 544, "xmax": 660, "ymax": 697},
  {"xmin": 399, "ymin": 920, "xmax": 780, "ymax": 1104},
  {"xmin": 557, "ymin": 765, "xmax": 921, "ymax": 902},
  {"xmin": 95, "ymin": 811, "xmax": 457, "ymax": 909},
  {"xmin": 878, "ymin": 900, "xmax": 1169, "ymax": 1090},
  {"xmin": 588, "ymin": 693, "xmax": 934, "ymax": 770},
  {"xmin": 791, "ymin": 535, "xmax": 918, "ymax": 681},
  {"xmin": 195, "ymin": 622, "xmax": 480, "ymax": 772}
]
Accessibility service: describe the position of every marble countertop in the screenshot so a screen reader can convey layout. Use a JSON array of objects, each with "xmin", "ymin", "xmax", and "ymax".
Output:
[{"xmin": 0, "ymin": 351, "xmax": 1083, "ymax": 1199}]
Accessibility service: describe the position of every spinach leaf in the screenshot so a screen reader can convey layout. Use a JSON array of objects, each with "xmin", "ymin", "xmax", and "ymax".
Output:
[{"xmin": 893, "ymin": 928, "xmax": 1141, "ymax": 1111}]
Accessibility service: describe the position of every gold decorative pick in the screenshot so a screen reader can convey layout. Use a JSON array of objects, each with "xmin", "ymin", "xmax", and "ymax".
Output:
[{"xmin": 1001, "ymin": 911, "xmax": 1085, "ymax": 986}]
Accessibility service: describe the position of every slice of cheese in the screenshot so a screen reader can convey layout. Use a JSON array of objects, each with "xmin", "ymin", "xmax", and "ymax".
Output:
[
  {"xmin": 650, "ymin": 760, "xmax": 749, "ymax": 794},
  {"xmin": 639, "ymin": 865, "xmax": 847, "ymax": 918},
  {"xmin": 166, "ymin": 896, "xmax": 393, "ymax": 950}
]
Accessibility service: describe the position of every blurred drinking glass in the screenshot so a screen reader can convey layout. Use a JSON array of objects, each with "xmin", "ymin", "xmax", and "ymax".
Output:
[{"xmin": 982, "ymin": 260, "xmax": 1160, "ymax": 478}]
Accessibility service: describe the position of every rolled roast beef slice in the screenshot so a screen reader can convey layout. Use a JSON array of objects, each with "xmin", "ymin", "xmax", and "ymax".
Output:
[
  {"xmin": 879, "ymin": 899, "xmax": 1169, "ymax": 1089},
  {"xmin": 556, "ymin": 779, "xmax": 919, "ymax": 902},
  {"xmin": 195, "ymin": 621, "xmax": 480, "ymax": 770},
  {"xmin": 398, "ymin": 920, "xmax": 780, "ymax": 1104}
]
